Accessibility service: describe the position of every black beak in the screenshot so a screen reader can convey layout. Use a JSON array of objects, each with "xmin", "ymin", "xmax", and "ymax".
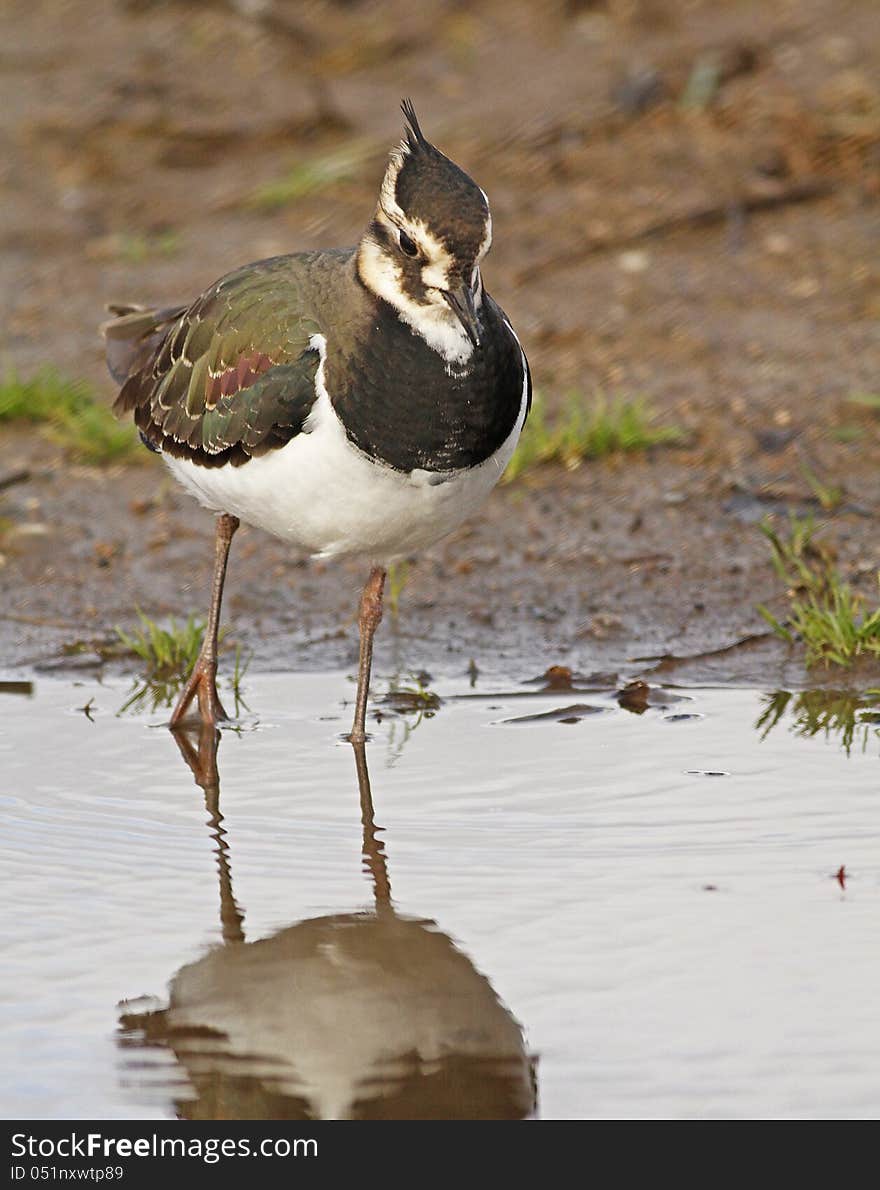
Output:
[{"xmin": 443, "ymin": 282, "xmax": 481, "ymax": 349}]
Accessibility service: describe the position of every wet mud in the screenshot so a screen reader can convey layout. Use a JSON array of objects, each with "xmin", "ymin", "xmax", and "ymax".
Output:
[{"xmin": 2, "ymin": 0, "xmax": 880, "ymax": 691}]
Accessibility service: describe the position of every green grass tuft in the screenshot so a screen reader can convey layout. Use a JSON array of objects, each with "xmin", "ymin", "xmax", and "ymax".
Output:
[
  {"xmin": 757, "ymin": 514, "xmax": 880, "ymax": 666},
  {"xmin": 847, "ymin": 391, "xmax": 880, "ymax": 411},
  {"xmin": 831, "ymin": 424, "xmax": 862, "ymax": 443},
  {"xmin": 115, "ymin": 610, "xmax": 250, "ymax": 715},
  {"xmin": 386, "ymin": 559, "xmax": 410, "ymax": 618},
  {"xmin": 116, "ymin": 229, "xmax": 180, "ymax": 263},
  {"xmin": 799, "ymin": 460, "xmax": 844, "ymax": 511},
  {"xmin": 249, "ymin": 145, "xmax": 369, "ymax": 211},
  {"xmin": 378, "ymin": 671, "xmax": 442, "ymax": 763},
  {"xmin": 116, "ymin": 609, "xmax": 210, "ymax": 680},
  {"xmin": 0, "ymin": 367, "xmax": 90, "ymax": 423},
  {"xmin": 680, "ymin": 54, "xmax": 722, "ymax": 110},
  {"xmin": 0, "ymin": 366, "xmax": 139, "ymax": 462},
  {"xmin": 504, "ymin": 390, "xmax": 684, "ymax": 483}
]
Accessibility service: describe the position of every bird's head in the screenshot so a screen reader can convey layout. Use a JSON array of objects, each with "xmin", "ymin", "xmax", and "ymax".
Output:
[{"xmin": 357, "ymin": 100, "xmax": 492, "ymax": 365}]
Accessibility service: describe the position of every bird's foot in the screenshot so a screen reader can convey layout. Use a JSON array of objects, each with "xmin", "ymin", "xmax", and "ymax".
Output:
[
  {"xmin": 169, "ymin": 658, "xmax": 229, "ymax": 730},
  {"xmin": 170, "ymin": 720, "xmax": 221, "ymax": 790}
]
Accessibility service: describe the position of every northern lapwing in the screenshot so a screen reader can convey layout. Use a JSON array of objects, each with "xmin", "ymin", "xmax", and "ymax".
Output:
[{"xmin": 103, "ymin": 101, "xmax": 531, "ymax": 742}]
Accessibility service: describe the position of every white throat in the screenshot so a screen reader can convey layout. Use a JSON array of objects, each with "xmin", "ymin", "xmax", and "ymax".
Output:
[{"xmin": 357, "ymin": 238, "xmax": 475, "ymax": 369}]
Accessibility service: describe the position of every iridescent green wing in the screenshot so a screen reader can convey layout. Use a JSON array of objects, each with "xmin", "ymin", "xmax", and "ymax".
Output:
[{"xmin": 115, "ymin": 256, "xmax": 321, "ymax": 463}]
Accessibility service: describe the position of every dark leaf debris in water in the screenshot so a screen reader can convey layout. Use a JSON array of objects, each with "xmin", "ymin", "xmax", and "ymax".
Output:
[
  {"xmin": 617, "ymin": 679, "xmax": 650, "ymax": 713},
  {"xmin": 502, "ymin": 666, "xmax": 619, "ymax": 697},
  {"xmin": 499, "ymin": 702, "xmax": 608, "ymax": 725},
  {"xmin": 537, "ymin": 665, "xmax": 574, "ymax": 690},
  {"xmin": 616, "ymin": 681, "xmax": 691, "ymax": 714}
]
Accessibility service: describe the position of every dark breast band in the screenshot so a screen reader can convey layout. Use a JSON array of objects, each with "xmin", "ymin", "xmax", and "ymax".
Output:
[{"xmin": 327, "ymin": 295, "xmax": 528, "ymax": 473}]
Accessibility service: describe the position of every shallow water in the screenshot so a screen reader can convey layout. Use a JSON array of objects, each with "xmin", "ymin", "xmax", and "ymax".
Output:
[{"xmin": 2, "ymin": 672, "xmax": 879, "ymax": 1120}]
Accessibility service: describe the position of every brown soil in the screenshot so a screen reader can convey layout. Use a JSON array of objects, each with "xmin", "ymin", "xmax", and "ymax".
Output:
[{"xmin": 2, "ymin": 0, "xmax": 879, "ymax": 689}]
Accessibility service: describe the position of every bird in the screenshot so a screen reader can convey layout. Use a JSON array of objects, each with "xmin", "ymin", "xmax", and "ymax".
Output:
[
  {"xmin": 102, "ymin": 101, "xmax": 531, "ymax": 742},
  {"xmin": 119, "ymin": 724, "xmax": 536, "ymax": 1119}
]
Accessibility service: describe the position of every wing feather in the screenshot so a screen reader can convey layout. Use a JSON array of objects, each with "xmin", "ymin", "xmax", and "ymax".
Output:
[{"xmin": 106, "ymin": 256, "xmax": 321, "ymax": 467}]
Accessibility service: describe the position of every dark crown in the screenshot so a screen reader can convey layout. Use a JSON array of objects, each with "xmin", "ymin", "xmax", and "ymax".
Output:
[{"xmin": 392, "ymin": 100, "xmax": 490, "ymax": 265}]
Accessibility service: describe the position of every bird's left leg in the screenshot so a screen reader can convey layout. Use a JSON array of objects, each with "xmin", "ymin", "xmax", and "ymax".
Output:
[
  {"xmin": 171, "ymin": 722, "xmax": 245, "ymax": 944},
  {"xmin": 349, "ymin": 565, "xmax": 387, "ymax": 744},
  {"xmin": 170, "ymin": 512, "xmax": 240, "ymax": 729}
]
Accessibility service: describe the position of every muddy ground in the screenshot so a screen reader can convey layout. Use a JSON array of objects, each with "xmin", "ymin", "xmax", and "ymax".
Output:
[{"xmin": 2, "ymin": 0, "xmax": 879, "ymax": 690}]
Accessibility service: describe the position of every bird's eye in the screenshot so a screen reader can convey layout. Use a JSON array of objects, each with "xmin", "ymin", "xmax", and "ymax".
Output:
[{"xmin": 398, "ymin": 229, "xmax": 419, "ymax": 257}]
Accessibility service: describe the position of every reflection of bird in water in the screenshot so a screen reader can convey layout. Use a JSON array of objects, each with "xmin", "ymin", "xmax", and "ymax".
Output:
[{"xmin": 119, "ymin": 729, "xmax": 536, "ymax": 1120}]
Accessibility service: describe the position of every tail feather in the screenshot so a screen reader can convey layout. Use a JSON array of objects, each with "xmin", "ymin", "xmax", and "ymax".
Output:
[{"xmin": 101, "ymin": 303, "xmax": 185, "ymax": 388}]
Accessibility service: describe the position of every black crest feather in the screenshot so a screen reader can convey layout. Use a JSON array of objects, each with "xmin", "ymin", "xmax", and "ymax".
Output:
[{"xmin": 401, "ymin": 98, "xmax": 428, "ymax": 153}]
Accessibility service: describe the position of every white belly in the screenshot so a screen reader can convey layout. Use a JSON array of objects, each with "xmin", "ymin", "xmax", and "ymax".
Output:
[{"xmin": 164, "ymin": 377, "xmax": 526, "ymax": 564}]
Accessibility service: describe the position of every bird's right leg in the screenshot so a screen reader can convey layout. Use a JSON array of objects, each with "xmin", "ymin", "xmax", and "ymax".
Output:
[
  {"xmin": 348, "ymin": 565, "xmax": 387, "ymax": 744},
  {"xmin": 170, "ymin": 512, "xmax": 240, "ymax": 730}
]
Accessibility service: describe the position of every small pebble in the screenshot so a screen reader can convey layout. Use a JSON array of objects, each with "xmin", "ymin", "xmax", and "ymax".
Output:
[{"xmin": 618, "ymin": 250, "xmax": 650, "ymax": 274}]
